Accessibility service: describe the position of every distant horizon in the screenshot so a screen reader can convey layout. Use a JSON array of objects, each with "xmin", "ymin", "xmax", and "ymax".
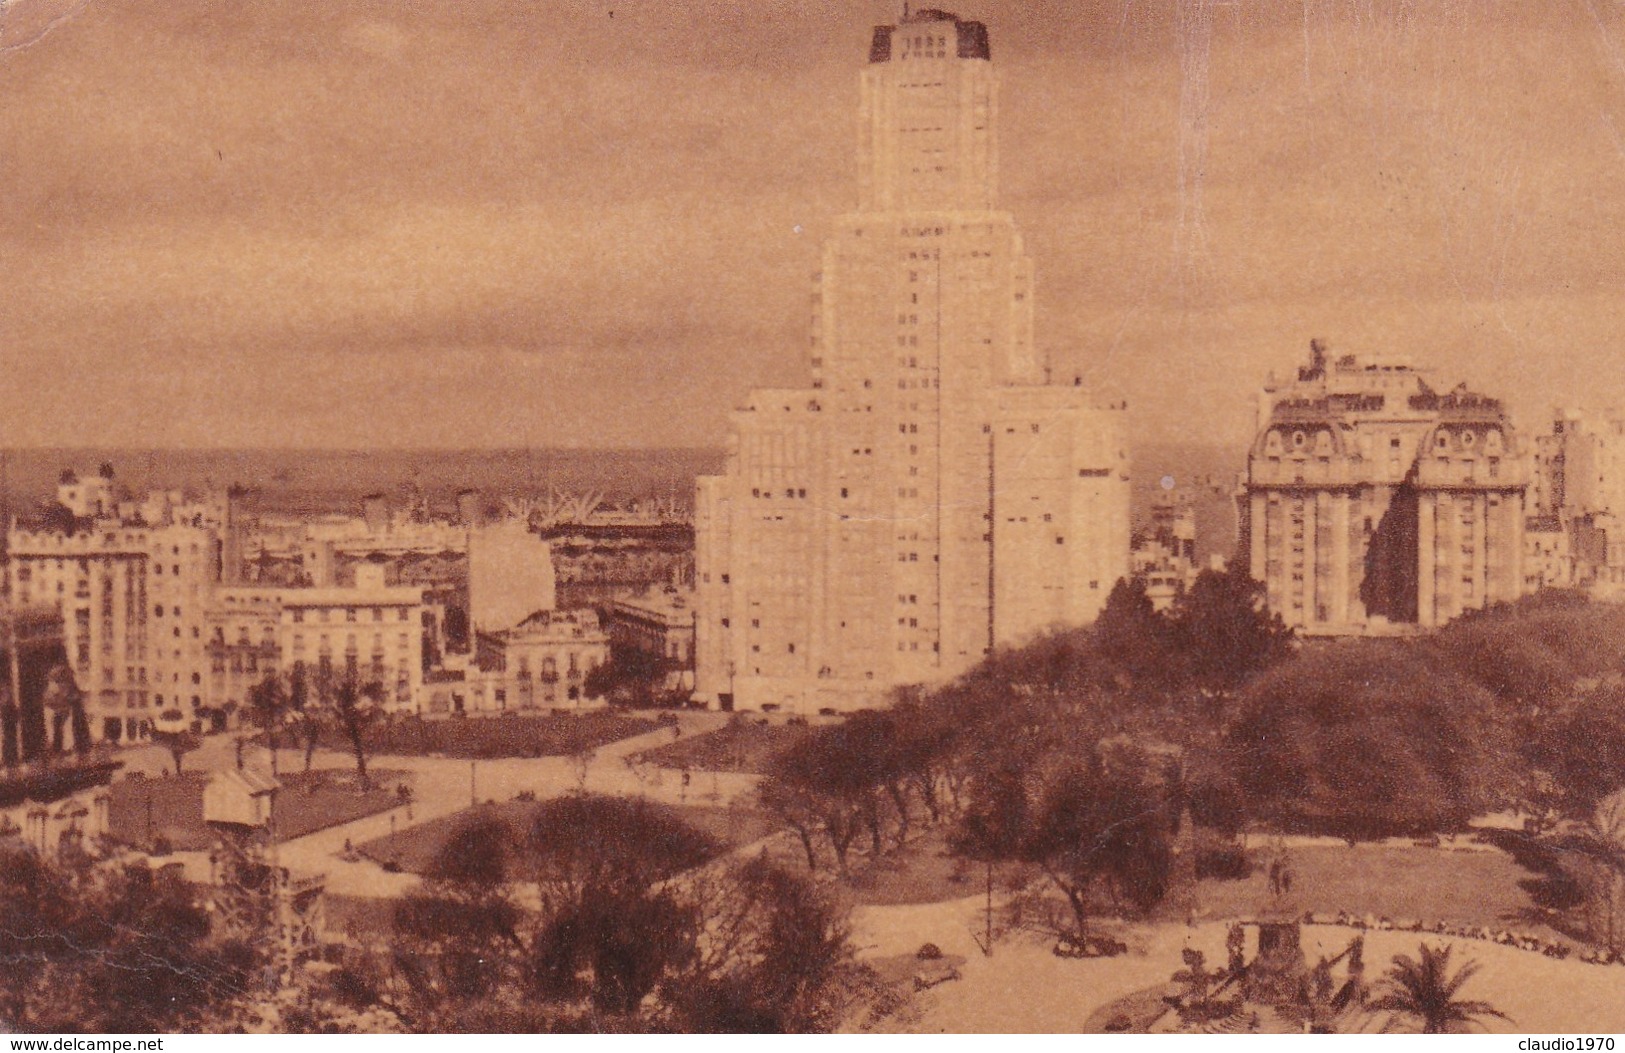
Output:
[
  {"xmin": 5, "ymin": 1, "xmax": 1620, "ymax": 450},
  {"xmin": 0, "ymin": 438, "xmax": 1239, "ymax": 455}
]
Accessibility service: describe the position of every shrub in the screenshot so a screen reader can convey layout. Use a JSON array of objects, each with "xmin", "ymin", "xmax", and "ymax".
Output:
[{"xmin": 1194, "ymin": 845, "xmax": 1252, "ymax": 882}]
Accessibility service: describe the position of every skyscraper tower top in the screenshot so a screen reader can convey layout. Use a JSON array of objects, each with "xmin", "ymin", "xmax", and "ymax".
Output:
[
  {"xmin": 869, "ymin": 10, "xmax": 991, "ymax": 64},
  {"xmin": 859, "ymin": 9, "xmax": 997, "ymax": 211}
]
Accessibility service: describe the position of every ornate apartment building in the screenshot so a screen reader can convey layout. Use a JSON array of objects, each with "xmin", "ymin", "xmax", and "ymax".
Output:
[
  {"xmin": 1242, "ymin": 341, "xmax": 1530, "ymax": 633},
  {"xmin": 7, "ymin": 520, "xmax": 219, "ymax": 742},
  {"xmin": 694, "ymin": 10, "xmax": 1130, "ymax": 713}
]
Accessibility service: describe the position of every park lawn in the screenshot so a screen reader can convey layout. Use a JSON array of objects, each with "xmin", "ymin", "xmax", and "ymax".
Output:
[
  {"xmin": 836, "ymin": 826, "xmax": 1040, "ymax": 908},
  {"xmin": 322, "ymin": 893, "xmax": 397, "ymax": 940},
  {"xmin": 1192, "ymin": 843, "xmax": 1554, "ymax": 936},
  {"xmin": 357, "ymin": 711, "xmax": 662, "ymax": 759},
  {"xmin": 107, "ymin": 768, "xmax": 407, "ymax": 851},
  {"xmin": 635, "ymin": 719, "xmax": 810, "ymax": 775},
  {"xmin": 788, "ymin": 828, "xmax": 1556, "ymax": 926},
  {"xmin": 275, "ymin": 768, "xmax": 413, "ymax": 840},
  {"xmin": 358, "ymin": 798, "xmax": 781, "ymax": 876}
]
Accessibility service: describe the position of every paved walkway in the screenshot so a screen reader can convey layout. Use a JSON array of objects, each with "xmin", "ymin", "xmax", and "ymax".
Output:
[
  {"xmin": 270, "ymin": 712, "xmax": 757, "ymax": 897},
  {"xmin": 4, "ymin": 711, "xmax": 761, "ymax": 900}
]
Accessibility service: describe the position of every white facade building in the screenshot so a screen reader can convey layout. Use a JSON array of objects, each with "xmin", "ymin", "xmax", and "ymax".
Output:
[
  {"xmin": 694, "ymin": 10, "xmax": 1130, "ymax": 713},
  {"xmin": 7, "ymin": 519, "xmax": 220, "ymax": 742}
]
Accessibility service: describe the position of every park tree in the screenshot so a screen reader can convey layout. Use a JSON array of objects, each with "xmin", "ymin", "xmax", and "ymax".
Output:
[
  {"xmin": 673, "ymin": 856, "xmax": 858, "ymax": 1033},
  {"xmin": 387, "ymin": 814, "xmax": 528, "ymax": 1028},
  {"xmin": 0, "ymin": 844, "xmax": 258, "ymax": 1031},
  {"xmin": 247, "ymin": 671, "xmax": 291, "ymax": 775},
  {"xmin": 152, "ymin": 727, "xmax": 201, "ymax": 776},
  {"xmin": 1427, "ymin": 622, "xmax": 1573, "ymax": 712},
  {"xmin": 758, "ymin": 775, "xmax": 825, "ymax": 871},
  {"xmin": 1168, "ymin": 565, "xmax": 1293, "ymax": 700},
  {"xmin": 766, "ymin": 723, "xmax": 882, "ymax": 870},
  {"xmin": 527, "ymin": 795, "xmax": 716, "ymax": 1017},
  {"xmin": 951, "ymin": 763, "xmax": 1029, "ymax": 955},
  {"xmin": 1225, "ymin": 643, "xmax": 1508, "ymax": 840},
  {"xmin": 582, "ymin": 644, "xmax": 666, "ymax": 707},
  {"xmin": 1093, "ymin": 576, "xmax": 1179, "ymax": 690},
  {"xmin": 320, "ymin": 669, "xmax": 386, "ymax": 791},
  {"xmin": 1540, "ymin": 791, "xmax": 1625, "ymax": 954},
  {"xmin": 277, "ymin": 663, "xmax": 327, "ymax": 774},
  {"xmin": 1369, "ymin": 943, "xmax": 1508, "ymax": 1034},
  {"xmin": 1531, "ymin": 685, "xmax": 1625, "ymax": 818},
  {"xmin": 327, "ymin": 796, "xmax": 860, "ymax": 1032},
  {"xmin": 1007, "ymin": 757, "xmax": 1176, "ymax": 936}
]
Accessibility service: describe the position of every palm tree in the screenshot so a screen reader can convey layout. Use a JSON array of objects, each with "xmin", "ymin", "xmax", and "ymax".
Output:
[
  {"xmin": 246, "ymin": 673, "xmax": 289, "ymax": 775},
  {"xmin": 320, "ymin": 669, "xmax": 385, "ymax": 792},
  {"xmin": 1369, "ymin": 943, "xmax": 1509, "ymax": 1034}
]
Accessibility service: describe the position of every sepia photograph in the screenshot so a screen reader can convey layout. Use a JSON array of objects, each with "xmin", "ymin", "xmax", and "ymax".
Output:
[{"xmin": 2, "ymin": 0, "xmax": 1624, "ymax": 1036}]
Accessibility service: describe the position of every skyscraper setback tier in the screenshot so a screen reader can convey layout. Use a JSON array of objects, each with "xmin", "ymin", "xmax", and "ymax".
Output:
[{"xmin": 694, "ymin": 9, "xmax": 1130, "ymax": 714}]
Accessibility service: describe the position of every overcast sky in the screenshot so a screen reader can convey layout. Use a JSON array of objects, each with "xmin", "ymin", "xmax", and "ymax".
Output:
[{"xmin": 2, "ymin": 0, "xmax": 1621, "ymax": 450}]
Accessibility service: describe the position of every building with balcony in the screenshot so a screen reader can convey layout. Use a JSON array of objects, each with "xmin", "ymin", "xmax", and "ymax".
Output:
[
  {"xmin": 278, "ymin": 564, "xmax": 425, "ymax": 713},
  {"xmin": 1241, "ymin": 341, "xmax": 1531, "ymax": 633},
  {"xmin": 6, "ymin": 517, "xmax": 221, "ymax": 742},
  {"xmin": 606, "ymin": 586, "xmax": 697, "ymax": 692},
  {"xmin": 468, "ymin": 608, "xmax": 608, "ymax": 715}
]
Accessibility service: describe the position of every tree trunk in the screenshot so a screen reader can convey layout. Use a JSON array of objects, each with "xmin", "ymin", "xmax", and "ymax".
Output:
[
  {"xmin": 1043, "ymin": 863, "xmax": 1090, "ymax": 937},
  {"xmin": 864, "ymin": 793, "xmax": 884, "ymax": 857},
  {"xmin": 795, "ymin": 825, "xmax": 818, "ymax": 871},
  {"xmin": 348, "ymin": 724, "xmax": 370, "ymax": 791},
  {"xmin": 826, "ymin": 807, "xmax": 856, "ymax": 872},
  {"xmin": 887, "ymin": 781, "xmax": 912, "ymax": 848}
]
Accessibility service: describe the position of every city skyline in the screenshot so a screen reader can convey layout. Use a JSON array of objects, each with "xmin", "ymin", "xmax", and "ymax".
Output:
[{"xmin": 3, "ymin": 0, "xmax": 1622, "ymax": 453}]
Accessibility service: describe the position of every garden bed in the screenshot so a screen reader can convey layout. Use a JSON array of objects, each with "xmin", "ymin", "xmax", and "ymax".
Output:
[
  {"xmin": 106, "ymin": 767, "xmax": 408, "ymax": 851},
  {"xmin": 353, "ymin": 711, "xmax": 663, "ymax": 759},
  {"xmin": 358, "ymin": 798, "xmax": 778, "ymax": 876},
  {"xmin": 634, "ymin": 718, "xmax": 809, "ymax": 774}
]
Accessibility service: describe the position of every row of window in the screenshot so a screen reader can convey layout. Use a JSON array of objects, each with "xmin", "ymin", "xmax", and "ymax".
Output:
[{"xmin": 290, "ymin": 607, "xmax": 411, "ymax": 623}]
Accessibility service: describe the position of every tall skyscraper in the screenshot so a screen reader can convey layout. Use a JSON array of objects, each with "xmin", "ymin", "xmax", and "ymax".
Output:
[{"xmin": 694, "ymin": 10, "xmax": 1130, "ymax": 714}]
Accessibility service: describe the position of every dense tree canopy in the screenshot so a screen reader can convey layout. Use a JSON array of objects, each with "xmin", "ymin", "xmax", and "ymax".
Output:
[
  {"xmin": 351, "ymin": 794, "xmax": 858, "ymax": 1032},
  {"xmin": 1225, "ymin": 643, "xmax": 1512, "ymax": 838},
  {"xmin": 0, "ymin": 845, "xmax": 258, "ymax": 1032}
]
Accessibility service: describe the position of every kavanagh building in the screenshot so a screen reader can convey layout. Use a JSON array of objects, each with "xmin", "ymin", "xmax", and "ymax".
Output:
[{"xmin": 694, "ymin": 10, "xmax": 1130, "ymax": 713}]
